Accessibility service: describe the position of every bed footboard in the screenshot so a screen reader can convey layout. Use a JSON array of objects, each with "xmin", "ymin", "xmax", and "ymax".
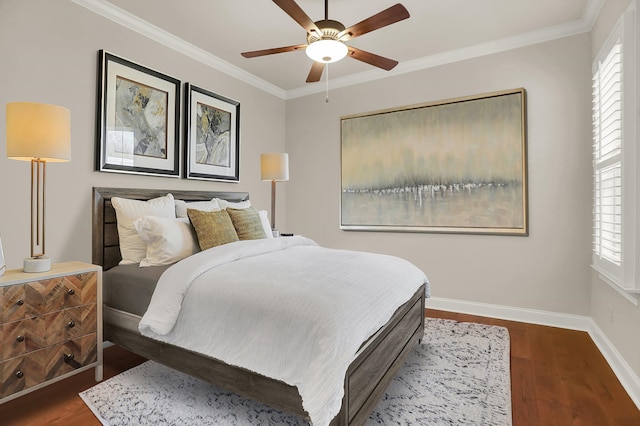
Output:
[
  {"xmin": 104, "ymin": 283, "xmax": 425, "ymax": 425},
  {"xmin": 332, "ymin": 283, "xmax": 425, "ymax": 425}
]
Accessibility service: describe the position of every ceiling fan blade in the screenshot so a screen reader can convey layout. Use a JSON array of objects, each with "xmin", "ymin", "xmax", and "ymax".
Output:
[
  {"xmin": 347, "ymin": 46, "xmax": 398, "ymax": 71},
  {"xmin": 273, "ymin": 0, "xmax": 322, "ymax": 35},
  {"xmin": 339, "ymin": 4, "xmax": 410, "ymax": 41},
  {"xmin": 306, "ymin": 61, "xmax": 325, "ymax": 83},
  {"xmin": 241, "ymin": 44, "xmax": 307, "ymax": 58}
]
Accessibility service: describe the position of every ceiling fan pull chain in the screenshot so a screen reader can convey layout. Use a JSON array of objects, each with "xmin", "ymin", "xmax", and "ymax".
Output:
[{"xmin": 325, "ymin": 64, "xmax": 330, "ymax": 103}]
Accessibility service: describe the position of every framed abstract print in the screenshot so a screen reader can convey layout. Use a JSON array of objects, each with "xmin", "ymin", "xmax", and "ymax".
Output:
[
  {"xmin": 184, "ymin": 83, "xmax": 240, "ymax": 181},
  {"xmin": 341, "ymin": 88, "xmax": 528, "ymax": 235},
  {"xmin": 96, "ymin": 50, "xmax": 180, "ymax": 177}
]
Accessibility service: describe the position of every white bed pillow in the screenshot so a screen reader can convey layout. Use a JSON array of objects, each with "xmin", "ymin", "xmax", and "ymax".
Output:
[
  {"xmin": 215, "ymin": 198, "xmax": 251, "ymax": 210},
  {"xmin": 258, "ymin": 210, "xmax": 274, "ymax": 239},
  {"xmin": 111, "ymin": 193, "xmax": 176, "ymax": 265},
  {"xmin": 133, "ymin": 216, "xmax": 199, "ymax": 267},
  {"xmin": 174, "ymin": 198, "xmax": 220, "ymax": 218}
]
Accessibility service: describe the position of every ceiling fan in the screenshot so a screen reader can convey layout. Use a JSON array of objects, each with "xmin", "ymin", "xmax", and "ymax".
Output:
[{"xmin": 241, "ymin": 0, "xmax": 410, "ymax": 83}]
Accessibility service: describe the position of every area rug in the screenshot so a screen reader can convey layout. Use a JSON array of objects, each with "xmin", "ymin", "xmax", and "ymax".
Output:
[{"xmin": 80, "ymin": 318, "xmax": 511, "ymax": 425}]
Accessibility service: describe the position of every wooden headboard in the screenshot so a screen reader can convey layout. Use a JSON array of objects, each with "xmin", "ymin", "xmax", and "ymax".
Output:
[{"xmin": 92, "ymin": 187, "xmax": 250, "ymax": 271}]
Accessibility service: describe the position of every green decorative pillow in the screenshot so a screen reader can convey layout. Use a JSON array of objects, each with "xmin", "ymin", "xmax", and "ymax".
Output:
[
  {"xmin": 227, "ymin": 207, "xmax": 267, "ymax": 240},
  {"xmin": 187, "ymin": 208, "xmax": 239, "ymax": 250}
]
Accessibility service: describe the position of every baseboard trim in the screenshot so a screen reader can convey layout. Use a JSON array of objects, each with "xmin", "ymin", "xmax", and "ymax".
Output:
[
  {"xmin": 425, "ymin": 297, "xmax": 640, "ymax": 409},
  {"xmin": 586, "ymin": 318, "xmax": 640, "ymax": 410}
]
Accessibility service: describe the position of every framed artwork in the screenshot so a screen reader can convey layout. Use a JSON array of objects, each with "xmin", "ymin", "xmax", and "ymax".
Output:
[
  {"xmin": 340, "ymin": 88, "xmax": 528, "ymax": 235},
  {"xmin": 96, "ymin": 50, "xmax": 180, "ymax": 177},
  {"xmin": 184, "ymin": 83, "xmax": 240, "ymax": 181}
]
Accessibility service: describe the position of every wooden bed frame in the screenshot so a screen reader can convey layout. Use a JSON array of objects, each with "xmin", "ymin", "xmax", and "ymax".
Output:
[{"xmin": 92, "ymin": 187, "xmax": 425, "ymax": 425}]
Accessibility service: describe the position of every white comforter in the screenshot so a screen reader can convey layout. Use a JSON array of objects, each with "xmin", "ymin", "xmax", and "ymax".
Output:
[{"xmin": 139, "ymin": 236, "xmax": 429, "ymax": 426}]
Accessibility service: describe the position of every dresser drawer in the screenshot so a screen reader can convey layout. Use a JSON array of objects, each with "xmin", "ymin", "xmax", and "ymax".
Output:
[
  {"xmin": 1, "ymin": 320, "xmax": 26, "ymax": 360},
  {"xmin": 44, "ymin": 304, "xmax": 97, "ymax": 346},
  {"xmin": 24, "ymin": 272, "xmax": 97, "ymax": 316},
  {"xmin": 45, "ymin": 333, "xmax": 98, "ymax": 381},
  {"xmin": 1, "ymin": 316, "xmax": 47, "ymax": 361},
  {"xmin": 0, "ymin": 348, "xmax": 46, "ymax": 398},
  {"xmin": 1, "ymin": 284, "xmax": 26, "ymax": 323}
]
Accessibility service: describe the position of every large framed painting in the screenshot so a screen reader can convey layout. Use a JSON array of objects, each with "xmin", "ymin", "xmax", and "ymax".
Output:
[
  {"xmin": 341, "ymin": 88, "xmax": 528, "ymax": 235},
  {"xmin": 96, "ymin": 50, "xmax": 180, "ymax": 177},
  {"xmin": 184, "ymin": 83, "xmax": 240, "ymax": 182}
]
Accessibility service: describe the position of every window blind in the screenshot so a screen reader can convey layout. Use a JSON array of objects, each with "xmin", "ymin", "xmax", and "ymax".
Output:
[{"xmin": 592, "ymin": 40, "xmax": 623, "ymax": 275}]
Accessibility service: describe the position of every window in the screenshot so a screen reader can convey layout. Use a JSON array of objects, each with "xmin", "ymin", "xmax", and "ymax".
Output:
[{"xmin": 592, "ymin": 1, "xmax": 639, "ymax": 302}]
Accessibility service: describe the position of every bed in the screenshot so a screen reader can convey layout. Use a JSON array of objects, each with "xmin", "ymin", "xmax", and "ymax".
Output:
[{"xmin": 92, "ymin": 186, "xmax": 427, "ymax": 425}]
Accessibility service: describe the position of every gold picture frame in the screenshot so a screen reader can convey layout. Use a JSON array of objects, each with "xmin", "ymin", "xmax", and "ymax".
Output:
[{"xmin": 340, "ymin": 88, "xmax": 528, "ymax": 235}]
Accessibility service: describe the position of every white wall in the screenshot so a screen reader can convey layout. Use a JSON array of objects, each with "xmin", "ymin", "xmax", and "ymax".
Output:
[
  {"xmin": 589, "ymin": 0, "xmax": 640, "ymax": 381},
  {"xmin": 0, "ymin": 0, "xmax": 286, "ymax": 269},
  {"xmin": 286, "ymin": 33, "xmax": 593, "ymax": 316}
]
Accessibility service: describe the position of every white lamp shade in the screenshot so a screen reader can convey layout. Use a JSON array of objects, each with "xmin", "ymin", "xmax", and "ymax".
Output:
[
  {"xmin": 261, "ymin": 153, "xmax": 289, "ymax": 181},
  {"xmin": 306, "ymin": 40, "xmax": 348, "ymax": 64},
  {"xmin": 6, "ymin": 102, "xmax": 71, "ymax": 162}
]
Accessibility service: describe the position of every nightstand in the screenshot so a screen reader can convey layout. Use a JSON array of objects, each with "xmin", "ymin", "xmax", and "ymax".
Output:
[{"xmin": 0, "ymin": 261, "xmax": 102, "ymax": 403}]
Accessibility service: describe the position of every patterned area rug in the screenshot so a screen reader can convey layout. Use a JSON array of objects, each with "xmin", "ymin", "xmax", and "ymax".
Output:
[{"xmin": 80, "ymin": 318, "xmax": 511, "ymax": 425}]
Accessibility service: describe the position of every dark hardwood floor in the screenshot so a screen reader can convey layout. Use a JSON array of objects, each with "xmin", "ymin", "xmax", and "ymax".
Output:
[
  {"xmin": 428, "ymin": 309, "xmax": 640, "ymax": 426},
  {"xmin": 1, "ymin": 310, "xmax": 638, "ymax": 425}
]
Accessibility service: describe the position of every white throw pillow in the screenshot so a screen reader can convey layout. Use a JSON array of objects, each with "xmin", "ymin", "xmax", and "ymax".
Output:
[
  {"xmin": 215, "ymin": 198, "xmax": 251, "ymax": 210},
  {"xmin": 174, "ymin": 198, "xmax": 220, "ymax": 218},
  {"xmin": 258, "ymin": 210, "xmax": 274, "ymax": 239},
  {"xmin": 133, "ymin": 216, "xmax": 199, "ymax": 267},
  {"xmin": 111, "ymin": 193, "xmax": 176, "ymax": 264}
]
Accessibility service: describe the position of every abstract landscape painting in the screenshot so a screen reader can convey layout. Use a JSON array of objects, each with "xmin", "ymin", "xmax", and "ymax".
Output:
[{"xmin": 341, "ymin": 88, "xmax": 528, "ymax": 235}]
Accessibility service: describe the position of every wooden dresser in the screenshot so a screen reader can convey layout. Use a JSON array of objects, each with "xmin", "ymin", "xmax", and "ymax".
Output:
[{"xmin": 0, "ymin": 262, "xmax": 102, "ymax": 403}]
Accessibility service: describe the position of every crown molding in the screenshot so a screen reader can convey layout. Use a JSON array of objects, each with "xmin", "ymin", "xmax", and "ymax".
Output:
[
  {"xmin": 70, "ymin": 0, "xmax": 286, "ymax": 99},
  {"xmin": 72, "ymin": 0, "xmax": 602, "ymax": 101}
]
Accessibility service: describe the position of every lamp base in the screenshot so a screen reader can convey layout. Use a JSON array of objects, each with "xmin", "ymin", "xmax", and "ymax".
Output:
[{"xmin": 23, "ymin": 256, "xmax": 51, "ymax": 273}]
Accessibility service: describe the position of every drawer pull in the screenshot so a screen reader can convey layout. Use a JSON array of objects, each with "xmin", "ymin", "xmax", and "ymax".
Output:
[
  {"xmin": 67, "ymin": 288, "xmax": 76, "ymax": 296},
  {"xmin": 15, "ymin": 370, "xmax": 24, "ymax": 379},
  {"xmin": 64, "ymin": 353, "xmax": 82, "ymax": 369},
  {"xmin": 67, "ymin": 320, "xmax": 75, "ymax": 328},
  {"xmin": 16, "ymin": 335, "xmax": 25, "ymax": 343},
  {"xmin": 16, "ymin": 299, "xmax": 24, "ymax": 306}
]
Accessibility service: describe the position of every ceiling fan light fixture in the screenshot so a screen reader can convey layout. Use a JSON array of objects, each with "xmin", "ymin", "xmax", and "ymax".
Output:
[{"xmin": 306, "ymin": 39, "xmax": 348, "ymax": 63}]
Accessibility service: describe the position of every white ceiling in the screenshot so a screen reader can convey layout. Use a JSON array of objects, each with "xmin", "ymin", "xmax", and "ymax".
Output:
[{"xmin": 73, "ymin": 0, "xmax": 601, "ymax": 98}]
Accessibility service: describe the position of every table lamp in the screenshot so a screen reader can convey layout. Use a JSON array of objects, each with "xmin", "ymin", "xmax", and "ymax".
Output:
[
  {"xmin": 6, "ymin": 102, "xmax": 71, "ymax": 272},
  {"xmin": 260, "ymin": 153, "xmax": 289, "ymax": 236}
]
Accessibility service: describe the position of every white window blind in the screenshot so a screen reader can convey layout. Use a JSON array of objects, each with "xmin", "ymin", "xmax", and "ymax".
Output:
[
  {"xmin": 592, "ymin": 1, "xmax": 639, "ymax": 300},
  {"xmin": 592, "ymin": 41, "xmax": 623, "ymax": 273}
]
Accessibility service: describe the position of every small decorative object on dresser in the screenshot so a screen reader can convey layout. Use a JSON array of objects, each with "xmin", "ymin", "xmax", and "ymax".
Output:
[{"xmin": 0, "ymin": 261, "xmax": 103, "ymax": 404}]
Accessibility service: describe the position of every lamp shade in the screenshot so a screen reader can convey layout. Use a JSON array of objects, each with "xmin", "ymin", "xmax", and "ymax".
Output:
[
  {"xmin": 6, "ymin": 102, "xmax": 71, "ymax": 162},
  {"xmin": 261, "ymin": 153, "xmax": 289, "ymax": 181}
]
